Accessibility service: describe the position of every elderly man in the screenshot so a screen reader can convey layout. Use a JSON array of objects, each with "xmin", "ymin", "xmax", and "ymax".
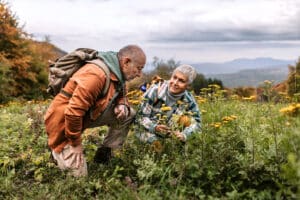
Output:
[
  {"xmin": 136, "ymin": 64, "xmax": 201, "ymax": 143},
  {"xmin": 44, "ymin": 45, "xmax": 146, "ymax": 176}
]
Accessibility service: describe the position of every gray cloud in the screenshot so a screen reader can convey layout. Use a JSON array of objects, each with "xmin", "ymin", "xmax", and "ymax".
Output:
[
  {"xmin": 148, "ymin": 29, "xmax": 300, "ymax": 43},
  {"xmin": 9, "ymin": 0, "xmax": 300, "ymax": 62},
  {"xmin": 147, "ymin": 18, "xmax": 300, "ymax": 42}
]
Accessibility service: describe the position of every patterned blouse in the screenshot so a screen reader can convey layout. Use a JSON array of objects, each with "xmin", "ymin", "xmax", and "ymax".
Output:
[{"xmin": 136, "ymin": 81, "xmax": 201, "ymax": 141}]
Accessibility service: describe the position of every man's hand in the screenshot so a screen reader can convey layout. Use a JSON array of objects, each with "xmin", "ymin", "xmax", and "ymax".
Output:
[
  {"xmin": 173, "ymin": 131, "xmax": 186, "ymax": 141},
  {"xmin": 155, "ymin": 124, "xmax": 171, "ymax": 136},
  {"xmin": 114, "ymin": 104, "xmax": 129, "ymax": 120},
  {"xmin": 63, "ymin": 144, "xmax": 84, "ymax": 169}
]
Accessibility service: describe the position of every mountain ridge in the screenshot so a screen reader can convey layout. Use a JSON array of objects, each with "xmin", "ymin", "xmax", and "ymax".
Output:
[
  {"xmin": 190, "ymin": 57, "xmax": 295, "ymax": 87},
  {"xmin": 192, "ymin": 57, "xmax": 294, "ymax": 75},
  {"xmin": 207, "ymin": 65, "xmax": 289, "ymax": 88}
]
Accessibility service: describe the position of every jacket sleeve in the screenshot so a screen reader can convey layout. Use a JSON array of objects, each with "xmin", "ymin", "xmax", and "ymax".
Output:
[{"xmin": 64, "ymin": 65, "xmax": 106, "ymax": 146}]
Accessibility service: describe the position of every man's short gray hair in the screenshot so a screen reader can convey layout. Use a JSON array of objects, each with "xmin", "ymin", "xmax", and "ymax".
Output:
[{"xmin": 173, "ymin": 64, "xmax": 197, "ymax": 84}]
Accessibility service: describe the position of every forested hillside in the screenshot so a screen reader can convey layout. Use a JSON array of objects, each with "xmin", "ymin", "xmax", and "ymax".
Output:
[{"xmin": 0, "ymin": 1, "xmax": 65, "ymax": 103}]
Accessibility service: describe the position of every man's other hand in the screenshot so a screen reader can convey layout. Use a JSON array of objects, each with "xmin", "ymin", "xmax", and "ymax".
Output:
[{"xmin": 114, "ymin": 104, "xmax": 129, "ymax": 120}]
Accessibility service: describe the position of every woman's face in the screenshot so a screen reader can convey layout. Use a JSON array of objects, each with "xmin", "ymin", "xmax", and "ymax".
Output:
[{"xmin": 169, "ymin": 71, "xmax": 189, "ymax": 94}]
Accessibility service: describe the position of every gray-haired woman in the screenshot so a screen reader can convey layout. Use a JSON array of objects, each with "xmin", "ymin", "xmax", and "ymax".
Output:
[{"xmin": 136, "ymin": 64, "xmax": 202, "ymax": 143}]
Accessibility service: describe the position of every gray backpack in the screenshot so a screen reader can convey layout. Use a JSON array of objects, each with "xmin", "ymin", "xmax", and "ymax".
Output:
[{"xmin": 47, "ymin": 48, "xmax": 110, "ymax": 97}]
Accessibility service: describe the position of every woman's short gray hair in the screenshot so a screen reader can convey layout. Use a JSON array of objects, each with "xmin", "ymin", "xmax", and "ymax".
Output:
[{"xmin": 173, "ymin": 64, "xmax": 197, "ymax": 84}]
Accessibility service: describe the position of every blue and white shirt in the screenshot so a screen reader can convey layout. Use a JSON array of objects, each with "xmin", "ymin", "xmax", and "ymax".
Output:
[{"xmin": 136, "ymin": 81, "xmax": 201, "ymax": 142}]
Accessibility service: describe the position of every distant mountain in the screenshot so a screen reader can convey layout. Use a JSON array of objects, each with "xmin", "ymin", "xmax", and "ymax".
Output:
[
  {"xmin": 189, "ymin": 57, "xmax": 295, "ymax": 88},
  {"xmin": 192, "ymin": 57, "xmax": 294, "ymax": 75},
  {"xmin": 207, "ymin": 65, "xmax": 289, "ymax": 88}
]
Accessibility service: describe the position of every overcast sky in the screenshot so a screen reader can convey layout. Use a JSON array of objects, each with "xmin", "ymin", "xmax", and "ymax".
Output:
[{"xmin": 8, "ymin": 0, "xmax": 300, "ymax": 63}]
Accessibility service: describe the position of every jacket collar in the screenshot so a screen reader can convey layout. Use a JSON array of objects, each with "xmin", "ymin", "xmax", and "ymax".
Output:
[{"xmin": 98, "ymin": 51, "xmax": 125, "ymax": 84}]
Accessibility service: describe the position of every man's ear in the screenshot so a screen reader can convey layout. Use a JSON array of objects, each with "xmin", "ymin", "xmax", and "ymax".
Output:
[{"xmin": 123, "ymin": 57, "xmax": 131, "ymax": 65}]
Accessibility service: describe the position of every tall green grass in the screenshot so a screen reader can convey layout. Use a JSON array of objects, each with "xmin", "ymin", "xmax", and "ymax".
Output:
[{"xmin": 0, "ymin": 98, "xmax": 299, "ymax": 199}]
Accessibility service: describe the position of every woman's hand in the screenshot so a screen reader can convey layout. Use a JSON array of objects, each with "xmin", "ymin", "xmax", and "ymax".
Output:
[
  {"xmin": 155, "ymin": 124, "xmax": 171, "ymax": 136},
  {"xmin": 173, "ymin": 131, "xmax": 186, "ymax": 141}
]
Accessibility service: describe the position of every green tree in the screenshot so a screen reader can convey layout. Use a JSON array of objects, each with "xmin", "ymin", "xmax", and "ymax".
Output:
[
  {"xmin": 192, "ymin": 75, "xmax": 223, "ymax": 95},
  {"xmin": 0, "ymin": 1, "xmax": 33, "ymax": 100},
  {"xmin": 191, "ymin": 73, "xmax": 207, "ymax": 94},
  {"xmin": 0, "ymin": 1, "xmax": 63, "ymax": 102},
  {"xmin": 287, "ymin": 58, "xmax": 300, "ymax": 100},
  {"xmin": 151, "ymin": 57, "xmax": 180, "ymax": 80}
]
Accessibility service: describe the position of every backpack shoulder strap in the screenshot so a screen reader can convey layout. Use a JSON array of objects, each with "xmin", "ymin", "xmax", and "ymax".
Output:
[{"xmin": 87, "ymin": 59, "xmax": 111, "ymax": 97}]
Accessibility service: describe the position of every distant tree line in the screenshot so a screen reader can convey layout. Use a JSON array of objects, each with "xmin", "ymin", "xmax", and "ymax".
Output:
[
  {"xmin": 135, "ymin": 56, "xmax": 223, "ymax": 94},
  {"xmin": 287, "ymin": 58, "xmax": 300, "ymax": 98}
]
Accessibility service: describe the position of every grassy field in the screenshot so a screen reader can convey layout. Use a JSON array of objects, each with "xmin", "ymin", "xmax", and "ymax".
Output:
[{"xmin": 0, "ymin": 89, "xmax": 299, "ymax": 199}]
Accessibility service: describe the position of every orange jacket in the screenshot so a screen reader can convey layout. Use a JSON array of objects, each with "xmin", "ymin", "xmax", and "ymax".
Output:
[{"xmin": 44, "ymin": 63, "xmax": 128, "ymax": 153}]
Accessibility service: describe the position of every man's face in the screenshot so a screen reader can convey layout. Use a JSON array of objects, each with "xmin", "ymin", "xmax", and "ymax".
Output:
[
  {"xmin": 121, "ymin": 57, "xmax": 145, "ymax": 81},
  {"xmin": 169, "ymin": 71, "xmax": 189, "ymax": 94}
]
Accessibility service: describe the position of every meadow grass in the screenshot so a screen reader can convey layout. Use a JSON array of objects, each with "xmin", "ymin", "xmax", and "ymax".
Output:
[{"xmin": 0, "ymin": 97, "xmax": 299, "ymax": 199}]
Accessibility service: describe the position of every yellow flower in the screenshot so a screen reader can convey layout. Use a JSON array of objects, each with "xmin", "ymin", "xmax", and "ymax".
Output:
[
  {"xmin": 242, "ymin": 96, "xmax": 256, "ymax": 101},
  {"xmin": 214, "ymin": 122, "xmax": 222, "ymax": 128},
  {"xmin": 161, "ymin": 106, "xmax": 172, "ymax": 112},
  {"xmin": 201, "ymin": 109, "xmax": 207, "ymax": 113},
  {"xmin": 210, "ymin": 122, "xmax": 222, "ymax": 128},
  {"xmin": 280, "ymin": 103, "xmax": 300, "ymax": 116},
  {"xmin": 221, "ymin": 115, "xmax": 237, "ymax": 122},
  {"xmin": 177, "ymin": 115, "xmax": 191, "ymax": 127},
  {"xmin": 230, "ymin": 115, "xmax": 237, "ymax": 119},
  {"xmin": 176, "ymin": 100, "xmax": 184, "ymax": 105},
  {"xmin": 197, "ymin": 99, "xmax": 207, "ymax": 104},
  {"xmin": 151, "ymin": 140, "xmax": 163, "ymax": 153},
  {"xmin": 129, "ymin": 100, "xmax": 140, "ymax": 105},
  {"xmin": 285, "ymin": 122, "xmax": 291, "ymax": 126}
]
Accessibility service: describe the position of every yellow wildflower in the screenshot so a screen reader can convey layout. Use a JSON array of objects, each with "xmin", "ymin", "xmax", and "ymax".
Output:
[
  {"xmin": 151, "ymin": 140, "xmax": 163, "ymax": 153},
  {"xmin": 242, "ymin": 96, "xmax": 256, "ymax": 101},
  {"xmin": 128, "ymin": 100, "xmax": 140, "ymax": 105},
  {"xmin": 201, "ymin": 109, "xmax": 207, "ymax": 113},
  {"xmin": 161, "ymin": 106, "xmax": 172, "ymax": 112},
  {"xmin": 210, "ymin": 122, "xmax": 222, "ymax": 128},
  {"xmin": 230, "ymin": 115, "xmax": 237, "ymax": 119},
  {"xmin": 177, "ymin": 100, "xmax": 184, "ymax": 105},
  {"xmin": 280, "ymin": 103, "xmax": 300, "ymax": 116},
  {"xmin": 177, "ymin": 115, "xmax": 191, "ymax": 127},
  {"xmin": 214, "ymin": 122, "xmax": 222, "ymax": 128},
  {"xmin": 285, "ymin": 122, "xmax": 291, "ymax": 126}
]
